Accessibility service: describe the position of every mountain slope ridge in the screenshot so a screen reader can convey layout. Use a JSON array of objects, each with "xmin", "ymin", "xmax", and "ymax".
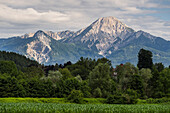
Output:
[{"xmin": 0, "ymin": 16, "xmax": 170, "ymax": 66}]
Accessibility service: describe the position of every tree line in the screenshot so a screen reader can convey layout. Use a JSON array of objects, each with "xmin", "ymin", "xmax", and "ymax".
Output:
[{"xmin": 0, "ymin": 49, "xmax": 169, "ymax": 104}]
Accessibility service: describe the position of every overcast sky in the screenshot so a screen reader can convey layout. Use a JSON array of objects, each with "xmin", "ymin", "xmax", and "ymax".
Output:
[{"xmin": 0, "ymin": 0, "xmax": 170, "ymax": 40}]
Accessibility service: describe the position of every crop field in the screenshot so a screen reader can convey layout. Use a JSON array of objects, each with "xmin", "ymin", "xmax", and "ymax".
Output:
[{"xmin": 0, "ymin": 103, "xmax": 170, "ymax": 113}]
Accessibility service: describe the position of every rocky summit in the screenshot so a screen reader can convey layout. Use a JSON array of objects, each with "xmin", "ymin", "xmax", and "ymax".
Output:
[
  {"xmin": 63, "ymin": 17, "xmax": 135, "ymax": 56},
  {"xmin": 0, "ymin": 16, "xmax": 170, "ymax": 66}
]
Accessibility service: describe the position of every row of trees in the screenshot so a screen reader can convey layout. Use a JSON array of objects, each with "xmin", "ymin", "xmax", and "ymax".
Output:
[{"xmin": 0, "ymin": 49, "xmax": 169, "ymax": 104}]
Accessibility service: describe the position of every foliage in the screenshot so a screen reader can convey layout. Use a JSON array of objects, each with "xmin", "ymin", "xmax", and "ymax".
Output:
[
  {"xmin": 79, "ymin": 81, "xmax": 91, "ymax": 98},
  {"xmin": 59, "ymin": 68, "xmax": 72, "ymax": 80},
  {"xmin": 146, "ymin": 97, "xmax": 170, "ymax": 104},
  {"xmin": 106, "ymin": 89, "xmax": 138, "ymax": 104},
  {"xmin": 0, "ymin": 103, "xmax": 170, "ymax": 113},
  {"xmin": 139, "ymin": 68, "xmax": 152, "ymax": 97},
  {"xmin": 0, "ymin": 98, "xmax": 67, "ymax": 103},
  {"xmin": 64, "ymin": 78, "xmax": 81, "ymax": 95},
  {"xmin": 0, "ymin": 61, "xmax": 18, "ymax": 76},
  {"xmin": 124, "ymin": 89, "xmax": 138, "ymax": 104},
  {"xmin": 149, "ymin": 67, "xmax": 163, "ymax": 98},
  {"xmin": 0, "ymin": 73, "xmax": 26, "ymax": 97},
  {"xmin": 89, "ymin": 63, "xmax": 116, "ymax": 98},
  {"xmin": 0, "ymin": 51, "xmax": 39, "ymax": 70},
  {"xmin": 159, "ymin": 68, "xmax": 170, "ymax": 97},
  {"xmin": 0, "ymin": 50, "xmax": 169, "ymax": 104},
  {"xmin": 0, "ymin": 97, "xmax": 169, "ymax": 104},
  {"xmin": 128, "ymin": 74, "xmax": 144, "ymax": 97},
  {"xmin": 154, "ymin": 62, "xmax": 165, "ymax": 72},
  {"xmin": 93, "ymin": 87, "xmax": 102, "ymax": 98},
  {"xmin": 22, "ymin": 66, "xmax": 44, "ymax": 78},
  {"xmin": 106, "ymin": 93, "xmax": 123, "ymax": 104},
  {"xmin": 75, "ymin": 75, "xmax": 82, "ymax": 82},
  {"xmin": 67, "ymin": 90, "xmax": 84, "ymax": 104},
  {"xmin": 137, "ymin": 48, "xmax": 153, "ymax": 70},
  {"xmin": 115, "ymin": 63, "xmax": 138, "ymax": 92},
  {"xmin": 41, "ymin": 70, "xmax": 62, "ymax": 84}
]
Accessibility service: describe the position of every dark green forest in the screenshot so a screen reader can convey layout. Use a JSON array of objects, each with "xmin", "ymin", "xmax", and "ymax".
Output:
[{"xmin": 0, "ymin": 49, "xmax": 169, "ymax": 104}]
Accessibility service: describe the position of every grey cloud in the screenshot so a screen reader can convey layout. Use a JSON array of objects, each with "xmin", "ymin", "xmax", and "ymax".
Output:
[
  {"xmin": 164, "ymin": 22, "xmax": 170, "ymax": 26},
  {"xmin": 0, "ymin": 4, "xmax": 70, "ymax": 24},
  {"xmin": 0, "ymin": 0, "xmax": 170, "ymax": 41},
  {"xmin": 120, "ymin": 16, "xmax": 170, "ymax": 40}
]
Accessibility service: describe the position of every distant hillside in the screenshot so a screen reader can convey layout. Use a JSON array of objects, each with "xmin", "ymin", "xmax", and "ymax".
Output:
[{"xmin": 0, "ymin": 51, "xmax": 40, "ymax": 69}]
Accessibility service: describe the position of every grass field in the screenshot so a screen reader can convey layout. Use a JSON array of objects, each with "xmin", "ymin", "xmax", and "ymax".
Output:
[
  {"xmin": 0, "ymin": 103, "xmax": 170, "ymax": 113},
  {"xmin": 0, "ymin": 98, "xmax": 169, "ymax": 113}
]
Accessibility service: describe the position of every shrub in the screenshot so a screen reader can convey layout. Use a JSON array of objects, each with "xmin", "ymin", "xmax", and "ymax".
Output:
[
  {"xmin": 106, "ymin": 92, "xmax": 123, "ymax": 104},
  {"xmin": 124, "ymin": 89, "xmax": 138, "ymax": 104},
  {"xmin": 106, "ymin": 89, "xmax": 138, "ymax": 104},
  {"xmin": 93, "ymin": 88, "xmax": 102, "ymax": 98},
  {"xmin": 67, "ymin": 90, "xmax": 84, "ymax": 104},
  {"xmin": 106, "ymin": 95, "xmax": 122, "ymax": 104},
  {"xmin": 146, "ymin": 97, "xmax": 170, "ymax": 104}
]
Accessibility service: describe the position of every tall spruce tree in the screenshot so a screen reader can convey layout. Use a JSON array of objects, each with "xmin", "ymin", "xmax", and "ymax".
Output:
[{"xmin": 137, "ymin": 49, "xmax": 153, "ymax": 70}]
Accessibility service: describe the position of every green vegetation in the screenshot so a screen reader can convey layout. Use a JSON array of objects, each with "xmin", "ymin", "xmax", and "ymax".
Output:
[
  {"xmin": 67, "ymin": 90, "xmax": 84, "ymax": 104},
  {"xmin": 0, "ymin": 97, "xmax": 169, "ymax": 104},
  {"xmin": 0, "ymin": 49, "xmax": 170, "ymax": 106},
  {"xmin": 137, "ymin": 48, "xmax": 153, "ymax": 70},
  {"xmin": 0, "ymin": 51, "xmax": 39, "ymax": 70},
  {"xmin": 0, "ymin": 98, "xmax": 106, "ymax": 104},
  {"xmin": 0, "ymin": 98, "xmax": 67, "ymax": 103},
  {"xmin": 0, "ymin": 97, "xmax": 169, "ymax": 112},
  {"xmin": 0, "ymin": 103, "xmax": 169, "ymax": 113}
]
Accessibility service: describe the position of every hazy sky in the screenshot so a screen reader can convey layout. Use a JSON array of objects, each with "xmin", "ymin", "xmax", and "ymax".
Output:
[{"xmin": 0, "ymin": 0, "xmax": 170, "ymax": 40}]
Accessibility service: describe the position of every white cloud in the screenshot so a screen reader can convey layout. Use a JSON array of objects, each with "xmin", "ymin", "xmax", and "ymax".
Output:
[
  {"xmin": 0, "ymin": 4, "xmax": 69, "ymax": 24},
  {"xmin": 0, "ymin": 0, "xmax": 41, "ymax": 8},
  {"xmin": 0, "ymin": 0, "xmax": 169, "ymax": 41},
  {"xmin": 120, "ymin": 16, "xmax": 170, "ymax": 40}
]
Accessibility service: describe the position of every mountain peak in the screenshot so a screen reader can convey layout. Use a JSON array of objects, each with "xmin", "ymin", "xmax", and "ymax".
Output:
[
  {"xmin": 26, "ymin": 30, "xmax": 52, "ymax": 63},
  {"xmin": 34, "ymin": 30, "xmax": 45, "ymax": 36},
  {"xmin": 31, "ymin": 30, "xmax": 52, "ymax": 44},
  {"xmin": 84, "ymin": 16, "xmax": 134, "ymax": 38},
  {"xmin": 71, "ymin": 16, "xmax": 135, "ymax": 41},
  {"xmin": 65, "ymin": 16, "xmax": 135, "ymax": 56},
  {"xmin": 93, "ymin": 16, "xmax": 126, "ymax": 26},
  {"xmin": 20, "ymin": 30, "xmax": 45, "ymax": 39},
  {"xmin": 94, "ymin": 16, "xmax": 124, "ymax": 25},
  {"xmin": 1, "ymin": 16, "xmax": 170, "ymax": 66}
]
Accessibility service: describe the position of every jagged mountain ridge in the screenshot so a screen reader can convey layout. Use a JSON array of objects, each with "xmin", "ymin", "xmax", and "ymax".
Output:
[
  {"xmin": 63, "ymin": 17, "xmax": 135, "ymax": 56},
  {"xmin": 0, "ymin": 30, "xmax": 100, "ymax": 64},
  {"xmin": 0, "ymin": 16, "xmax": 170, "ymax": 66},
  {"xmin": 26, "ymin": 30, "xmax": 53, "ymax": 63}
]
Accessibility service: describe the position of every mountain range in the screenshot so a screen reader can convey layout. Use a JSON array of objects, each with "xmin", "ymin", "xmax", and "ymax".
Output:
[{"xmin": 0, "ymin": 16, "xmax": 170, "ymax": 66}]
